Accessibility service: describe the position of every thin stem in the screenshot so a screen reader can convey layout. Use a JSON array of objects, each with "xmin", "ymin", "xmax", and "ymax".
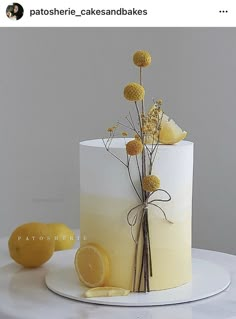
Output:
[
  {"xmin": 142, "ymin": 209, "xmax": 149, "ymax": 292},
  {"xmin": 134, "ymin": 102, "xmax": 142, "ymax": 133},
  {"xmin": 146, "ymin": 211, "xmax": 153, "ymax": 277},
  {"xmin": 134, "ymin": 101, "xmax": 146, "ymax": 203},
  {"xmin": 107, "ymin": 128, "xmax": 117, "ymax": 149},
  {"xmin": 149, "ymin": 156, "xmax": 153, "ymax": 175},
  {"xmin": 127, "ymin": 156, "xmax": 142, "ymax": 202},
  {"xmin": 143, "ymin": 144, "xmax": 152, "ymax": 159},
  {"xmin": 125, "ymin": 116, "xmax": 135, "ymax": 131},
  {"xmin": 107, "ymin": 149, "xmax": 127, "ymax": 167},
  {"xmin": 102, "ymin": 139, "xmax": 127, "ymax": 167},
  {"xmin": 129, "ymin": 111, "xmax": 136, "ymax": 130},
  {"xmin": 117, "ymin": 121, "xmax": 133, "ymax": 132},
  {"xmin": 139, "ymin": 67, "xmax": 145, "ymax": 117},
  {"xmin": 140, "ymin": 67, "xmax": 142, "ymax": 85},
  {"xmin": 138, "ymin": 239, "xmax": 145, "ymax": 291},
  {"xmin": 142, "ymin": 147, "xmax": 147, "ymax": 188},
  {"xmin": 135, "ymin": 155, "xmax": 144, "ymax": 202},
  {"xmin": 133, "ymin": 209, "xmax": 145, "ymax": 292}
]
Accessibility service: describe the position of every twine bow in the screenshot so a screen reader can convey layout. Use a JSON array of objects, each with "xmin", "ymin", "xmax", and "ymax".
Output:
[{"xmin": 127, "ymin": 189, "xmax": 173, "ymax": 242}]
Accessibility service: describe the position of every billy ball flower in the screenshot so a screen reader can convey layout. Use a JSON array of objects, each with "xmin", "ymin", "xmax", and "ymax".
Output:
[
  {"xmin": 124, "ymin": 82, "xmax": 145, "ymax": 101},
  {"xmin": 126, "ymin": 139, "xmax": 143, "ymax": 156},
  {"xmin": 133, "ymin": 50, "xmax": 151, "ymax": 67},
  {"xmin": 142, "ymin": 175, "xmax": 160, "ymax": 192}
]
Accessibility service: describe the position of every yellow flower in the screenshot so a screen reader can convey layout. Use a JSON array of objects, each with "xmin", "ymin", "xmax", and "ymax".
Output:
[
  {"xmin": 124, "ymin": 83, "xmax": 145, "ymax": 101},
  {"xmin": 121, "ymin": 132, "xmax": 128, "ymax": 137},
  {"xmin": 142, "ymin": 175, "xmax": 160, "ymax": 192},
  {"xmin": 133, "ymin": 50, "xmax": 151, "ymax": 67},
  {"xmin": 157, "ymin": 99, "xmax": 163, "ymax": 106},
  {"xmin": 107, "ymin": 127, "xmax": 114, "ymax": 133},
  {"xmin": 126, "ymin": 139, "xmax": 143, "ymax": 156}
]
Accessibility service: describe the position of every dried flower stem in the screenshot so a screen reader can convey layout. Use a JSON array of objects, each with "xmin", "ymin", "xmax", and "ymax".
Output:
[
  {"xmin": 128, "ymin": 111, "xmax": 136, "ymax": 129},
  {"xmin": 134, "ymin": 102, "xmax": 142, "ymax": 134},
  {"xmin": 146, "ymin": 211, "xmax": 153, "ymax": 277},
  {"xmin": 102, "ymin": 139, "xmax": 127, "ymax": 167},
  {"xmin": 135, "ymin": 155, "xmax": 144, "ymax": 202},
  {"xmin": 143, "ymin": 207, "xmax": 150, "ymax": 292},
  {"xmin": 104, "ymin": 64, "xmax": 173, "ymax": 293},
  {"xmin": 117, "ymin": 121, "xmax": 133, "ymax": 132},
  {"xmin": 127, "ymin": 156, "xmax": 143, "ymax": 202},
  {"xmin": 132, "ymin": 209, "xmax": 144, "ymax": 291}
]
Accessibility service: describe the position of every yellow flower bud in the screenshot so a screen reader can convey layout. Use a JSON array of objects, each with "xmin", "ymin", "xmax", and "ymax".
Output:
[
  {"xmin": 142, "ymin": 175, "xmax": 160, "ymax": 192},
  {"xmin": 126, "ymin": 139, "xmax": 143, "ymax": 156},
  {"xmin": 124, "ymin": 83, "xmax": 145, "ymax": 102},
  {"xmin": 133, "ymin": 50, "xmax": 151, "ymax": 67}
]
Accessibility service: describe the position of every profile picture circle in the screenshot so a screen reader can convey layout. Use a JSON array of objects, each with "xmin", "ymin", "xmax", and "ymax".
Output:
[{"xmin": 6, "ymin": 3, "xmax": 24, "ymax": 21}]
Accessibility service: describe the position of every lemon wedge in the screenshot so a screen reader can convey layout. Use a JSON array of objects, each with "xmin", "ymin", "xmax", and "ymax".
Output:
[
  {"xmin": 74, "ymin": 244, "xmax": 110, "ymax": 288},
  {"xmin": 159, "ymin": 119, "xmax": 187, "ymax": 144},
  {"xmin": 84, "ymin": 287, "xmax": 130, "ymax": 298},
  {"xmin": 147, "ymin": 106, "xmax": 187, "ymax": 144}
]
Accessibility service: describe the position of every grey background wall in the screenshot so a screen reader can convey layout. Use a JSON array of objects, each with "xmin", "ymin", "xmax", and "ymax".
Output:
[{"xmin": 0, "ymin": 28, "xmax": 235, "ymax": 254}]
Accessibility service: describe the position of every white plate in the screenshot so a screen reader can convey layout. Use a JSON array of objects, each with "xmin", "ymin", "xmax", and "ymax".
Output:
[{"xmin": 45, "ymin": 249, "xmax": 231, "ymax": 306}]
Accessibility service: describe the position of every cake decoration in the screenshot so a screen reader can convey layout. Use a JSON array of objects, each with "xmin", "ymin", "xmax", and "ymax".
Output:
[
  {"xmin": 84, "ymin": 287, "xmax": 130, "ymax": 298},
  {"xmin": 102, "ymin": 50, "xmax": 186, "ymax": 292},
  {"xmin": 77, "ymin": 50, "xmax": 193, "ymax": 297},
  {"xmin": 74, "ymin": 243, "xmax": 110, "ymax": 288}
]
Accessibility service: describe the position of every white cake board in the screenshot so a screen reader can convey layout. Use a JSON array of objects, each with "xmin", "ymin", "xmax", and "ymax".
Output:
[{"xmin": 45, "ymin": 249, "xmax": 231, "ymax": 307}]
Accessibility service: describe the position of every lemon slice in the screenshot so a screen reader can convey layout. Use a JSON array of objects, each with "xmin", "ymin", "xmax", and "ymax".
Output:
[
  {"xmin": 74, "ymin": 244, "xmax": 110, "ymax": 288},
  {"xmin": 159, "ymin": 119, "xmax": 187, "ymax": 144},
  {"xmin": 84, "ymin": 287, "xmax": 130, "ymax": 298}
]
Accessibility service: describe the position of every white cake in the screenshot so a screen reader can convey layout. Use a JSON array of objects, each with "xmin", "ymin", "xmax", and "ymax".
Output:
[{"xmin": 80, "ymin": 138, "xmax": 194, "ymax": 291}]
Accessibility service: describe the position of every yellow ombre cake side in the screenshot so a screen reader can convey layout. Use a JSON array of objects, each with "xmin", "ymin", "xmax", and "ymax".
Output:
[{"xmin": 79, "ymin": 139, "xmax": 193, "ymax": 291}]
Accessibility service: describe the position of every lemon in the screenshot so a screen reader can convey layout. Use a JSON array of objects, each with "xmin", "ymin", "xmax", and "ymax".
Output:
[
  {"xmin": 8, "ymin": 222, "xmax": 55, "ymax": 268},
  {"xmin": 159, "ymin": 119, "xmax": 187, "ymax": 144},
  {"xmin": 48, "ymin": 223, "xmax": 75, "ymax": 251},
  {"xmin": 84, "ymin": 287, "xmax": 130, "ymax": 298},
  {"xmin": 74, "ymin": 244, "xmax": 110, "ymax": 288}
]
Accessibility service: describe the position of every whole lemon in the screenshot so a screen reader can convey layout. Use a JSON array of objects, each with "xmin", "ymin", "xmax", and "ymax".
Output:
[
  {"xmin": 48, "ymin": 223, "xmax": 76, "ymax": 251},
  {"xmin": 8, "ymin": 222, "xmax": 55, "ymax": 268}
]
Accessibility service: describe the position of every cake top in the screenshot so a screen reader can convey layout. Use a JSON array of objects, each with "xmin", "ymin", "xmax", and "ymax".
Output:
[{"xmin": 81, "ymin": 138, "xmax": 192, "ymax": 149}]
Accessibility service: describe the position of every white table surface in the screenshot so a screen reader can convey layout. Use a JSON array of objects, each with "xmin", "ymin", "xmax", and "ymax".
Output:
[{"xmin": 0, "ymin": 235, "xmax": 236, "ymax": 319}]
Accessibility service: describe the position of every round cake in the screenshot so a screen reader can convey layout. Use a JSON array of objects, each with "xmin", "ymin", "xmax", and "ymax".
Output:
[{"xmin": 80, "ymin": 138, "xmax": 194, "ymax": 291}]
